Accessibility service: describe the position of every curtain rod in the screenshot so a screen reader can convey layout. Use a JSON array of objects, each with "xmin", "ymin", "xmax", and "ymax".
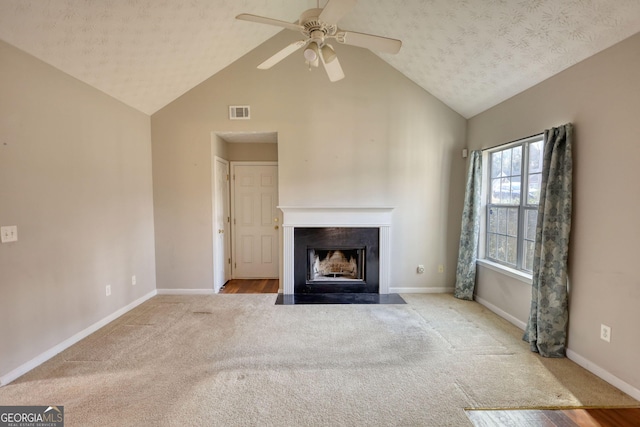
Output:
[{"xmin": 481, "ymin": 132, "xmax": 543, "ymax": 152}]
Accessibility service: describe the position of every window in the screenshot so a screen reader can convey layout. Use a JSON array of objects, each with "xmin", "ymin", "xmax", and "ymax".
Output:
[{"xmin": 486, "ymin": 135, "xmax": 544, "ymax": 273}]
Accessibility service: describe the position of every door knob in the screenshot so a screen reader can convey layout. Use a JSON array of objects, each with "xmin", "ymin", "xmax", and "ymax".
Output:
[{"xmin": 274, "ymin": 225, "xmax": 279, "ymax": 230}]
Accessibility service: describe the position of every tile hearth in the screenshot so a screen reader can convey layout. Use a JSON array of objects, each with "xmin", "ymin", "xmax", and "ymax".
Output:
[{"xmin": 275, "ymin": 293, "xmax": 406, "ymax": 305}]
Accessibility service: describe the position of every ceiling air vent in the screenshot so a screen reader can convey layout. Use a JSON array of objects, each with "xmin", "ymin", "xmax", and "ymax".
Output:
[{"xmin": 229, "ymin": 105, "xmax": 250, "ymax": 120}]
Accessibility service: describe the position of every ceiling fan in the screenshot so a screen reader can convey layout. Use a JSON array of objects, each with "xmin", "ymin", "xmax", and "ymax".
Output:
[{"xmin": 236, "ymin": 0, "xmax": 402, "ymax": 82}]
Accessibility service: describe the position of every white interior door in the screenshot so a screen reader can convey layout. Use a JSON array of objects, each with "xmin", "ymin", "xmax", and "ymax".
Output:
[
  {"xmin": 213, "ymin": 157, "xmax": 230, "ymax": 292},
  {"xmin": 232, "ymin": 163, "xmax": 279, "ymax": 278}
]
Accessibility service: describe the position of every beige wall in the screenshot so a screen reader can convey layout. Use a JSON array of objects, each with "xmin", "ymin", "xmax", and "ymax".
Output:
[
  {"xmin": 0, "ymin": 41, "xmax": 156, "ymax": 380},
  {"xmin": 151, "ymin": 29, "xmax": 467, "ymax": 291},
  {"xmin": 227, "ymin": 142, "xmax": 277, "ymax": 162},
  {"xmin": 468, "ymin": 33, "xmax": 640, "ymax": 393}
]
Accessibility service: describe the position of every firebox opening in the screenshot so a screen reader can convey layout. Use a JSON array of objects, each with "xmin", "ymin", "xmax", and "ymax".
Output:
[{"xmin": 307, "ymin": 248, "xmax": 365, "ymax": 283}]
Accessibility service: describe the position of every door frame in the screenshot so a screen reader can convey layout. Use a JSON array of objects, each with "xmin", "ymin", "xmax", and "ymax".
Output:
[
  {"xmin": 212, "ymin": 156, "xmax": 231, "ymax": 293},
  {"xmin": 230, "ymin": 161, "xmax": 280, "ymax": 279}
]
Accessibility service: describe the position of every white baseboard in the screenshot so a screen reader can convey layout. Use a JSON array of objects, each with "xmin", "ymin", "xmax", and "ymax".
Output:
[
  {"xmin": 0, "ymin": 290, "xmax": 157, "ymax": 387},
  {"xmin": 566, "ymin": 349, "xmax": 640, "ymax": 401},
  {"xmin": 475, "ymin": 295, "xmax": 527, "ymax": 331},
  {"xmin": 390, "ymin": 287, "xmax": 454, "ymax": 294},
  {"xmin": 156, "ymin": 289, "xmax": 215, "ymax": 295}
]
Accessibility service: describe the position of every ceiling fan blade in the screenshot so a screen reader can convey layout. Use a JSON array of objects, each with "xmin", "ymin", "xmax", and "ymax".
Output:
[
  {"xmin": 319, "ymin": 0, "xmax": 357, "ymax": 25},
  {"xmin": 320, "ymin": 47, "xmax": 345, "ymax": 82},
  {"xmin": 236, "ymin": 14, "xmax": 303, "ymax": 32},
  {"xmin": 338, "ymin": 31, "xmax": 402, "ymax": 54},
  {"xmin": 258, "ymin": 41, "xmax": 308, "ymax": 69}
]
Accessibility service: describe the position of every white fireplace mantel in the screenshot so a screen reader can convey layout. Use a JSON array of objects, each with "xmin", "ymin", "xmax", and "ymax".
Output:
[{"xmin": 279, "ymin": 206, "xmax": 394, "ymax": 295}]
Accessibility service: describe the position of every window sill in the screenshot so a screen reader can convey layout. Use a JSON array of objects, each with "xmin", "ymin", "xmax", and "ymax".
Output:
[{"xmin": 476, "ymin": 259, "xmax": 532, "ymax": 285}]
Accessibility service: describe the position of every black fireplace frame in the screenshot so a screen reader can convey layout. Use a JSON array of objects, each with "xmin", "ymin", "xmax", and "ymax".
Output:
[{"xmin": 293, "ymin": 227, "xmax": 379, "ymax": 294}]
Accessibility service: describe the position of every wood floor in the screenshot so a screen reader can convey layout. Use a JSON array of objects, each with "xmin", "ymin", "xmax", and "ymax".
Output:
[
  {"xmin": 219, "ymin": 279, "xmax": 279, "ymax": 294},
  {"xmin": 466, "ymin": 407, "xmax": 640, "ymax": 427}
]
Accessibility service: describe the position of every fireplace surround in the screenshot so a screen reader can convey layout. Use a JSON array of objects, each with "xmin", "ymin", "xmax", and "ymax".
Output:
[
  {"xmin": 294, "ymin": 227, "xmax": 379, "ymax": 294},
  {"xmin": 280, "ymin": 207, "xmax": 393, "ymax": 296}
]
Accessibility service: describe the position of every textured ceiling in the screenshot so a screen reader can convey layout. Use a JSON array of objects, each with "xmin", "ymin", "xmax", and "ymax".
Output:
[{"xmin": 1, "ymin": 0, "xmax": 639, "ymax": 118}]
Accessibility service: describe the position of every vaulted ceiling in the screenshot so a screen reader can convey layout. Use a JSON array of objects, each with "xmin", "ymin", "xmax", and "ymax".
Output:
[{"xmin": 1, "ymin": 0, "xmax": 639, "ymax": 118}]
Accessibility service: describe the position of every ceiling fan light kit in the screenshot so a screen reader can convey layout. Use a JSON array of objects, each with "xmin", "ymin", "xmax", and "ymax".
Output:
[
  {"xmin": 304, "ymin": 42, "xmax": 319, "ymax": 63},
  {"xmin": 236, "ymin": 0, "xmax": 402, "ymax": 82},
  {"xmin": 321, "ymin": 44, "xmax": 337, "ymax": 64}
]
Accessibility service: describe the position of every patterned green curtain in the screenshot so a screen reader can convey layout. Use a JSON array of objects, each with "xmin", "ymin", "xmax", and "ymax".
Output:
[
  {"xmin": 454, "ymin": 150, "xmax": 482, "ymax": 301},
  {"xmin": 524, "ymin": 123, "xmax": 573, "ymax": 357}
]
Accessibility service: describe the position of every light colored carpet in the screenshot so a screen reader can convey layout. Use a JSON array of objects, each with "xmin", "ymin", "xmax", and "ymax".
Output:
[{"xmin": 0, "ymin": 294, "xmax": 636, "ymax": 426}]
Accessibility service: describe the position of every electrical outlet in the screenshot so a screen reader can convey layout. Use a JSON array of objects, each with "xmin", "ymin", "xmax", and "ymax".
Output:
[
  {"xmin": 106, "ymin": 285, "xmax": 111, "ymax": 297},
  {"xmin": 132, "ymin": 275, "xmax": 136, "ymax": 286},
  {"xmin": 417, "ymin": 265, "xmax": 425, "ymax": 274},
  {"xmin": 1, "ymin": 225, "xmax": 18, "ymax": 243},
  {"xmin": 600, "ymin": 324, "xmax": 611, "ymax": 342},
  {"xmin": 438, "ymin": 264, "xmax": 444, "ymax": 273}
]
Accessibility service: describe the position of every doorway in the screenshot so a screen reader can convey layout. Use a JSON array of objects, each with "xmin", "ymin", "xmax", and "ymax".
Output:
[{"xmin": 230, "ymin": 162, "xmax": 280, "ymax": 279}]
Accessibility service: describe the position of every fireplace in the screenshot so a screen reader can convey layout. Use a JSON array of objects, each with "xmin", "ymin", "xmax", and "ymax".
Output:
[
  {"xmin": 294, "ymin": 227, "xmax": 379, "ymax": 294},
  {"xmin": 280, "ymin": 207, "xmax": 393, "ymax": 296},
  {"xmin": 309, "ymin": 248, "xmax": 364, "ymax": 282}
]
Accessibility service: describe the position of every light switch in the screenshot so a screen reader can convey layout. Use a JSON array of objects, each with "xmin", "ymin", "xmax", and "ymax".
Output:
[{"xmin": 1, "ymin": 225, "xmax": 18, "ymax": 243}]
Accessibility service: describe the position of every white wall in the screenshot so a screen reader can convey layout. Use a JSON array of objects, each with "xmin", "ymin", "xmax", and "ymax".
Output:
[
  {"xmin": 467, "ymin": 32, "xmax": 640, "ymax": 395},
  {"xmin": 151, "ymin": 29, "xmax": 467, "ymax": 292},
  {"xmin": 0, "ymin": 41, "xmax": 156, "ymax": 382}
]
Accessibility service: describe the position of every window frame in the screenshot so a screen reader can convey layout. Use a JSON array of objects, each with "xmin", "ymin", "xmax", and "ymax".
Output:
[{"xmin": 484, "ymin": 134, "xmax": 544, "ymax": 274}]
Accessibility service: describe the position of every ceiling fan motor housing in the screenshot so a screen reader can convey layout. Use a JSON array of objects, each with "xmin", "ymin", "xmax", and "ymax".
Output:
[{"xmin": 299, "ymin": 8, "xmax": 337, "ymax": 39}]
